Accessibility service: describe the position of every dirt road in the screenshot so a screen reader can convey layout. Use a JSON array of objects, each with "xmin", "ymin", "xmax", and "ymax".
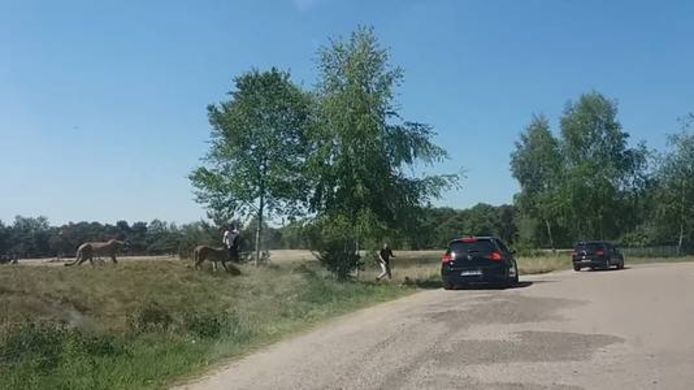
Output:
[{"xmin": 177, "ymin": 263, "xmax": 694, "ymax": 390}]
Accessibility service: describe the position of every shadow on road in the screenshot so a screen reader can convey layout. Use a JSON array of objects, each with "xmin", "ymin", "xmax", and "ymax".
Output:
[
  {"xmin": 443, "ymin": 281, "xmax": 536, "ymax": 291},
  {"xmin": 402, "ymin": 277, "xmax": 443, "ymax": 289},
  {"xmin": 405, "ymin": 277, "xmax": 558, "ymax": 291},
  {"xmin": 587, "ymin": 266, "xmax": 630, "ymax": 272},
  {"xmin": 511, "ymin": 281, "xmax": 534, "ymax": 289}
]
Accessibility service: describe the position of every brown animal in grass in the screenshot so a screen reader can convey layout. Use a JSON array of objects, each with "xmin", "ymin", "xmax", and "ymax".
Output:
[
  {"xmin": 65, "ymin": 239, "xmax": 125, "ymax": 267},
  {"xmin": 193, "ymin": 245, "xmax": 241, "ymax": 275}
]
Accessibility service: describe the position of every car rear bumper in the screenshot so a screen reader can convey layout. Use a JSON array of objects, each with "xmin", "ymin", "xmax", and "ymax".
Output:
[
  {"xmin": 441, "ymin": 266, "xmax": 509, "ymax": 286},
  {"xmin": 573, "ymin": 257, "xmax": 609, "ymax": 268}
]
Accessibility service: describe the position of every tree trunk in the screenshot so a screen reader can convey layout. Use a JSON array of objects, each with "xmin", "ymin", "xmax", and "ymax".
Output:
[
  {"xmin": 255, "ymin": 193, "xmax": 264, "ymax": 267},
  {"xmin": 678, "ymin": 220, "xmax": 684, "ymax": 256},
  {"xmin": 678, "ymin": 178, "xmax": 686, "ymax": 256},
  {"xmin": 545, "ymin": 219, "xmax": 555, "ymax": 253}
]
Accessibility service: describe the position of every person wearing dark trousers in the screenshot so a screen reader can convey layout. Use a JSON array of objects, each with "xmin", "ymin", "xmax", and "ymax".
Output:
[
  {"xmin": 223, "ymin": 226, "xmax": 241, "ymax": 263},
  {"xmin": 377, "ymin": 243, "xmax": 395, "ymax": 281}
]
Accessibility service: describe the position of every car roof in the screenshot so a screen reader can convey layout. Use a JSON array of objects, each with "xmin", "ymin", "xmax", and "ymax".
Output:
[
  {"xmin": 575, "ymin": 241, "xmax": 611, "ymax": 246},
  {"xmin": 448, "ymin": 236, "xmax": 497, "ymax": 244}
]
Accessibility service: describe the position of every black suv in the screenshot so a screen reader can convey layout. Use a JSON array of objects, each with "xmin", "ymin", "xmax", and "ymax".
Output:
[
  {"xmin": 572, "ymin": 241, "xmax": 624, "ymax": 271},
  {"xmin": 441, "ymin": 236, "xmax": 519, "ymax": 289}
]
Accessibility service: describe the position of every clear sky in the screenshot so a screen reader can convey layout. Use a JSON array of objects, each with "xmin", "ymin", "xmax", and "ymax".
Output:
[{"xmin": 1, "ymin": 0, "xmax": 693, "ymax": 225}]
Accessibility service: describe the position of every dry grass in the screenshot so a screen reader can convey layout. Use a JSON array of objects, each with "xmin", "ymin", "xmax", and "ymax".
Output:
[
  {"xmin": 0, "ymin": 259, "xmax": 413, "ymax": 389},
  {"xmin": 3, "ymin": 249, "xmax": 692, "ymax": 389}
]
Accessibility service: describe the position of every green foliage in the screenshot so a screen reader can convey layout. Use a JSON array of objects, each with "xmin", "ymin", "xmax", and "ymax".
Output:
[
  {"xmin": 398, "ymin": 204, "xmax": 518, "ymax": 249},
  {"xmin": 307, "ymin": 215, "xmax": 364, "ymax": 280},
  {"xmin": 652, "ymin": 114, "xmax": 694, "ymax": 253},
  {"xmin": 127, "ymin": 302, "xmax": 174, "ymax": 334},
  {"xmin": 182, "ymin": 311, "xmax": 242, "ymax": 339},
  {"xmin": 559, "ymin": 92, "xmax": 649, "ymax": 240},
  {"xmin": 307, "ymin": 27, "xmax": 456, "ymax": 276},
  {"xmin": 190, "ymin": 68, "xmax": 313, "ymax": 264},
  {"xmin": 0, "ymin": 217, "xmax": 222, "ymax": 260},
  {"xmin": 511, "ymin": 91, "xmax": 651, "ymax": 247},
  {"xmin": 0, "ymin": 321, "xmax": 128, "ymax": 382},
  {"xmin": 0, "ymin": 261, "xmax": 410, "ymax": 389},
  {"xmin": 510, "ymin": 115, "xmax": 563, "ymax": 249}
]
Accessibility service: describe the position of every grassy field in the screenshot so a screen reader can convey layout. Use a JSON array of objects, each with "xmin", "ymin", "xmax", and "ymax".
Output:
[
  {"xmin": 2, "ymin": 250, "xmax": 693, "ymax": 389},
  {"xmin": 0, "ymin": 258, "xmax": 419, "ymax": 389}
]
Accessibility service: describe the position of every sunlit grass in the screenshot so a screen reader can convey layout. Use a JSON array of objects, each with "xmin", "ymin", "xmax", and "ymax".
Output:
[{"xmin": 3, "ymin": 251, "xmax": 693, "ymax": 389}]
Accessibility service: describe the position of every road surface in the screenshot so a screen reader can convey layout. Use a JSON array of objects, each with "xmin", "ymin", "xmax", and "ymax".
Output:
[{"xmin": 176, "ymin": 263, "xmax": 694, "ymax": 389}]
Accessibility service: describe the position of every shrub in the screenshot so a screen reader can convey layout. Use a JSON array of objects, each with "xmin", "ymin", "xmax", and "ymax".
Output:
[
  {"xmin": 307, "ymin": 215, "xmax": 364, "ymax": 280},
  {"xmin": 0, "ymin": 321, "xmax": 67, "ymax": 370},
  {"xmin": 127, "ymin": 302, "xmax": 174, "ymax": 334},
  {"xmin": 0, "ymin": 321, "xmax": 127, "ymax": 374},
  {"xmin": 183, "ymin": 311, "xmax": 243, "ymax": 339}
]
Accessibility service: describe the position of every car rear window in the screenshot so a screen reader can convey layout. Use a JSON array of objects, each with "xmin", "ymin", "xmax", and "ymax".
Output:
[
  {"xmin": 575, "ymin": 243, "xmax": 605, "ymax": 252},
  {"xmin": 449, "ymin": 240, "xmax": 496, "ymax": 255}
]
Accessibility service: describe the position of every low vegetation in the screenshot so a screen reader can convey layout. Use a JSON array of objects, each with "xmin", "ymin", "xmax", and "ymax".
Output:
[
  {"xmin": 3, "ymin": 251, "xmax": 694, "ymax": 388},
  {"xmin": 0, "ymin": 259, "xmax": 414, "ymax": 389}
]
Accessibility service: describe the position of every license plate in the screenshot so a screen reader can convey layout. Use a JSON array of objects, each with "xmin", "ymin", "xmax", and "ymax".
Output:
[{"xmin": 460, "ymin": 270, "xmax": 482, "ymax": 276}]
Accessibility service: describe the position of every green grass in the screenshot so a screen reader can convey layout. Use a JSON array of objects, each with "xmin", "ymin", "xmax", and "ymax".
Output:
[{"xmin": 0, "ymin": 260, "xmax": 414, "ymax": 389}]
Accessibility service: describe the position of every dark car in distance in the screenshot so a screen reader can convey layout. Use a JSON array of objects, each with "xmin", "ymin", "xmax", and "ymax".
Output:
[
  {"xmin": 572, "ymin": 241, "xmax": 624, "ymax": 271},
  {"xmin": 441, "ymin": 236, "xmax": 519, "ymax": 289}
]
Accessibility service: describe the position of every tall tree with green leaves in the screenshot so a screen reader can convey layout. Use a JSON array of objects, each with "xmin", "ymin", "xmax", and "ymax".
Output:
[
  {"xmin": 308, "ymin": 26, "xmax": 457, "ymax": 278},
  {"xmin": 510, "ymin": 114, "xmax": 563, "ymax": 249},
  {"xmin": 190, "ymin": 68, "xmax": 313, "ymax": 266},
  {"xmin": 558, "ymin": 91, "xmax": 647, "ymax": 240},
  {"xmin": 654, "ymin": 114, "xmax": 694, "ymax": 254}
]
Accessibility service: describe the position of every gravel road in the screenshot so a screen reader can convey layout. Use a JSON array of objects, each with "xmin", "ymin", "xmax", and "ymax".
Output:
[{"xmin": 176, "ymin": 263, "xmax": 694, "ymax": 390}]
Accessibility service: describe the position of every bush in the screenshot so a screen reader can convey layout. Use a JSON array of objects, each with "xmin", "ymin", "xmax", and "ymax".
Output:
[
  {"xmin": 0, "ymin": 321, "xmax": 127, "ymax": 373},
  {"xmin": 182, "ymin": 311, "xmax": 244, "ymax": 339},
  {"xmin": 127, "ymin": 302, "xmax": 174, "ymax": 334},
  {"xmin": 314, "ymin": 247, "xmax": 362, "ymax": 281},
  {"xmin": 307, "ymin": 215, "xmax": 363, "ymax": 280},
  {"xmin": 0, "ymin": 321, "xmax": 67, "ymax": 370}
]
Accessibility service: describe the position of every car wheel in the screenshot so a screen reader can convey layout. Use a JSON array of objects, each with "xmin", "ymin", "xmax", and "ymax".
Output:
[
  {"xmin": 573, "ymin": 264, "xmax": 581, "ymax": 272},
  {"xmin": 504, "ymin": 262, "xmax": 519, "ymax": 287},
  {"xmin": 617, "ymin": 258, "xmax": 625, "ymax": 270},
  {"xmin": 605, "ymin": 257, "xmax": 612, "ymax": 269},
  {"xmin": 512, "ymin": 262, "xmax": 519, "ymax": 285},
  {"xmin": 443, "ymin": 282, "xmax": 455, "ymax": 290}
]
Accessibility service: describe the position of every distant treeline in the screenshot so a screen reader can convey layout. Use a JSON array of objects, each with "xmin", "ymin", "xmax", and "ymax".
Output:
[
  {"xmin": 0, "ymin": 204, "xmax": 516, "ymax": 258},
  {"xmin": 1, "ymin": 195, "xmax": 691, "ymax": 259}
]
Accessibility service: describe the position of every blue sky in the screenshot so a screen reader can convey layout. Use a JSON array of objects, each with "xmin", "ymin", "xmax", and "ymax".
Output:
[{"xmin": 1, "ymin": 0, "xmax": 692, "ymax": 225}]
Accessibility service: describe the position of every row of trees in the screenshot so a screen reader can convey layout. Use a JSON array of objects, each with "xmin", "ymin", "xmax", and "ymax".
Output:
[
  {"xmin": 0, "ymin": 217, "xmax": 217, "ymax": 259},
  {"xmin": 511, "ymin": 94, "xmax": 693, "ymax": 254},
  {"xmin": 0, "ymin": 203, "xmax": 516, "ymax": 259}
]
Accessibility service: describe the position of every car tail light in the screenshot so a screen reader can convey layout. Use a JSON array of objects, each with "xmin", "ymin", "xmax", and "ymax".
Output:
[
  {"xmin": 461, "ymin": 237, "xmax": 477, "ymax": 243},
  {"xmin": 441, "ymin": 254, "xmax": 453, "ymax": 264},
  {"xmin": 487, "ymin": 251, "xmax": 502, "ymax": 261},
  {"xmin": 596, "ymin": 250, "xmax": 605, "ymax": 256},
  {"xmin": 571, "ymin": 251, "xmax": 577, "ymax": 257}
]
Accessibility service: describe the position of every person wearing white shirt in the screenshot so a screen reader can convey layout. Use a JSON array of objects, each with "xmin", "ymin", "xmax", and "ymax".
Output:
[{"xmin": 223, "ymin": 225, "xmax": 240, "ymax": 262}]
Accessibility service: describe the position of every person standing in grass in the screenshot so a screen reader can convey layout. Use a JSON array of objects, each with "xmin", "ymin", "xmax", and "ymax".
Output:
[
  {"xmin": 223, "ymin": 225, "xmax": 241, "ymax": 263},
  {"xmin": 376, "ymin": 243, "xmax": 395, "ymax": 281}
]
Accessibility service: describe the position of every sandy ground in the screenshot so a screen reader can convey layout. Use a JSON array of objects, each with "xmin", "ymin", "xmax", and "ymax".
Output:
[
  {"xmin": 11, "ymin": 254, "xmax": 179, "ymax": 266},
  {"xmin": 9, "ymin": 249, "xmax": 442, "ymax": 267},
  {"xmin": 175, "ymin": 263, "xmax": 694, "ymax": 390}
]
